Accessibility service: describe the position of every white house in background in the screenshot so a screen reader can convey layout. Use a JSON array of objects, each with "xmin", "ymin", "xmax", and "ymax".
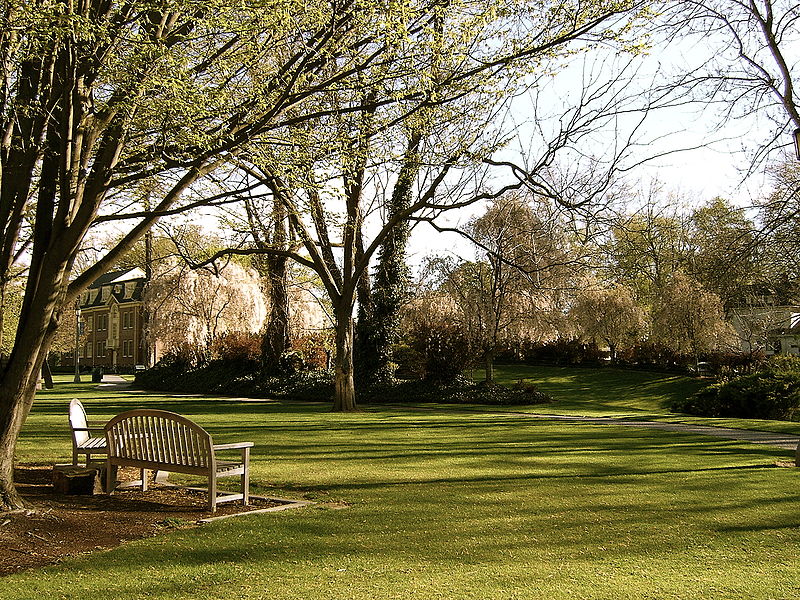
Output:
[{"xmin": 730, "ymin": 304, "xmax": 800, "ymax": 356}]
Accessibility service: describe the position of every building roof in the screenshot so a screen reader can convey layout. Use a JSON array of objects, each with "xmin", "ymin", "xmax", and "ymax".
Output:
[
  {"xmin": 87, "ymin": 268, "xmax": 146, "ymax": 289},
  {"xmin": 80, "ymin": 268, "xmax": 147, "ymax": 309}
]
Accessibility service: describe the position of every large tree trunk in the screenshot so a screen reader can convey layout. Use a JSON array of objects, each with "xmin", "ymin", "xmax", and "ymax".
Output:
[
  {"xmin": 0, "ymin": 299, "xmax": 60, "ymax": 510},
  {"xmin": 0, "ymin": 362, "xmax": 40, "ymax": 510},
  {"xmin": 261, "ymin": 254, "xmax": 290, "ymax": 373},
  {"xmin": 332, "ymin": 311, "xmax": 357, "ymax": 412}
]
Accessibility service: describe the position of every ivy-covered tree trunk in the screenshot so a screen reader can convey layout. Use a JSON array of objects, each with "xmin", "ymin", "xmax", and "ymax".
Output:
[
  {"xmin": 355, "ymin": 132, "xmax": 421, "ymax": 384},
  {"xmin": 354, "ymin": 264, "xmax": 377, "ymax": 385},
  {"xmin": 249, "ymin": 195, "xmax": 292, "ymax": 374}
]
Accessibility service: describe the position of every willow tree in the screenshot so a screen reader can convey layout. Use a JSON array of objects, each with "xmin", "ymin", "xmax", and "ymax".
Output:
[{"xmin": 428, "ymin": 194, "xmax": 578, "ymax": 383}]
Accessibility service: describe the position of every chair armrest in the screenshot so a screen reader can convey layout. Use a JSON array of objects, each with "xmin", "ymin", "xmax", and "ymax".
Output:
[{"xmin": 213, "ymin": 442, "xmax": 254, "ymax": 450}]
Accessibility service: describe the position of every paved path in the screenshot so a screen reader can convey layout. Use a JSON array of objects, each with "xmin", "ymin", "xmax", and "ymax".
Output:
[
  {"xmin": 96, "ymin": 374, "xmax": 132, "ymax": 388},
  {"xmin": 525, "ymin": 413, "xmax": 800, "ymax": 451}
]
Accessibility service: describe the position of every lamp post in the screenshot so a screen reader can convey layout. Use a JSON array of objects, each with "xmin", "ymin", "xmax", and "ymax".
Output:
[{"xmin": 74, "ymin": 301, "xmax": 82, "ymax": 383}]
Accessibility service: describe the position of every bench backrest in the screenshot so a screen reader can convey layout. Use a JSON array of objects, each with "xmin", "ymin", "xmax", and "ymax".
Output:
[
  {"xmin": 105, "ymin": 409, "xmax": 214, "ymax": 469},
  {"xmin": 69, "ymin": 398, "xmax": 90, "ymax": 445}
]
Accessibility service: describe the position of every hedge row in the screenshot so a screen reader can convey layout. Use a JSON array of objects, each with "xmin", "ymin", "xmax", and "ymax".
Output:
[{"xmin": 134, "ymin": 361, "xmax": 555, "ymax": 407}]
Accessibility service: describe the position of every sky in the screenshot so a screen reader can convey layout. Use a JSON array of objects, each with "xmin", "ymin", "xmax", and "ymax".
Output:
[{"xmin": 404, "ymin": 12, "xmax": 800, "ymax": 268}]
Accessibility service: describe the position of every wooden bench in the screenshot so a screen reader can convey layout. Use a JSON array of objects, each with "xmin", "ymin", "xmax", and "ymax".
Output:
[{"xmin": 104, "ymin": 409, "xmax": 253, "ymax": 512}]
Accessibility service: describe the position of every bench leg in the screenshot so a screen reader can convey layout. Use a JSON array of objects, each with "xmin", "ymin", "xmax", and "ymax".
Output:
[
  {"xmin": 208, "ymin": 474, "xmax": 217, "ymax": 513},
  {"xmin": 105, "ymin": 462, "xmax": 118, "ymax": 494},
  {"xmin": 141, "ymin": 468, "xmax": 148, "ymax": 492},
  {"xmin": 241, "ymin": 447, "xmax": 250, "ymax": 506}
]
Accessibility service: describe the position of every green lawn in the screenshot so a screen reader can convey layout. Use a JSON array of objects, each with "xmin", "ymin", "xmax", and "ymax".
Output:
[
  {"xmin": 487, "ymin": 364, "xmax": 800, "ymax": 436},
  {"xmin": 486, "ymin": 364, "xmax": 706, "ymax": 416},
  {"xmin": 6, "ymin": 376, "xmax": 800, "ymax": 599}
]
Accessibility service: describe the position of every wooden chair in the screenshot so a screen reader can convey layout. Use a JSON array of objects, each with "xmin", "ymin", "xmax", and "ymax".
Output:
[
  {"xmin": 104, "ymin": 409, "xmax": 253, "ymax": 512},
  {"xmin": 68, "ymin": 398, "xmax": 108, "ymax": 465}
]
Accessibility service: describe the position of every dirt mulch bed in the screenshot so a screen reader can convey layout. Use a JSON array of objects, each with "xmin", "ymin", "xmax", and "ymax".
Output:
[{"xmin": 0, "ymin": 465, "xmax": 287, "ymax": 577}]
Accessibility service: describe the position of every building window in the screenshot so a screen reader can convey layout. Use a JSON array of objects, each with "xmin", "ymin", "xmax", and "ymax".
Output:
[
  {"xmin": 122, "ymin": 339, "xmax": 134, "ymax": 358},
  {"xmin": 86, "ymin": 315, "xmax": 93, "ymax": 332},
  {"xmin": 97, "ymin": 341, "xmax": 106, "ymax": 357},
  {"xmin": 102, "ymin": 287, "xmax": 110, "ymax": 302},
  {"xmin": 85, "ymin": 342, "xmax": 92, "ymax": 358},
  {"xmin": 96, "ymin": 314, "xmax": 108, "ymax": 331},
  {"xmin": 123, "ymin": 311, "xmax": 132, "ymax": 329}
]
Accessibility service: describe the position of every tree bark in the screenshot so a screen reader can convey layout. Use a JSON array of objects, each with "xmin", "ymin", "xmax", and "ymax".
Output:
[
  {"xmin": 261, "ymin": 253, "xmax": 290, "ymax": 373},
  {"xmin": 484, "ymin": 349, "xmax": 495, "ymax": 384},
  {"xmin": 42, "ymin": 361, "xmax": 54, "ymax": 389},
  {"xmin": 0, "ymin": 304, "xmax": 58, "ymax": 510},
  {"xmin": 332, "ymin": 311, "xmax": 357, "ymax": 412}
]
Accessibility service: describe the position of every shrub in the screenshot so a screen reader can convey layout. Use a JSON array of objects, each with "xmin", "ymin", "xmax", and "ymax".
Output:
[
  {"xmin": 617, "ymin": 342, "xmax": 686, "ymax": 370},
  {"xmin": 134, "ymin": 358, "xmax": 258, "ymax": 395},
  {"xmin": 211, "ymin": 332, "xmax": 262, "ymax": 363},
  {"xmin": 278, "ymin": 350, "xmax": 306, "ymax": 376},
  {"xmin": 512, "ymin": 379, "xmax": 557, "ymax": 405},
  {"xmin": 495, "ymin": 338, "xmax": 605, "ymax": 366},
  {"xmin": 673, "ymin": 370, "xmax": 800, "ymax": 420},
  {"xmin": 764, "ymin": 354, "xmax": 800, "ymax": 374},
  {"xmin": 363, "ymin": 376, "xmax": 557, "ymax": 406},
  {"xmin": 702, "ymin": 350, "xmax": 765, "ymax": 377},
  {"xmin": 292, "ymin": 334, "xmax": 333, "ymax": 371}
]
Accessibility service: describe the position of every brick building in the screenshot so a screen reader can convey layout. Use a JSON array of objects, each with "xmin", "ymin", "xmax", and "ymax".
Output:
[{"xmin": 76, "ymin": 268, "xmax": 148, "ymax": 371}]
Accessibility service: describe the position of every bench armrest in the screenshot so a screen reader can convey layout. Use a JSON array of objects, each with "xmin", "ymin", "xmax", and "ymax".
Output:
[
  {"xmin": 72, "ymin": 426, "xmax": 103, "ymax": 433},
  {"xmin": 213, "ymin": 442, "xmax": 254, "ymax": 450}
]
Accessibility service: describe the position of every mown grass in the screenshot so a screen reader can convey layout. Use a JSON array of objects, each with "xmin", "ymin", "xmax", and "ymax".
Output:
[
  {"xmin": 487, "ymin": 364, "xmax": 800, "ymax": 436},
  {"xmin": 485, "ymin": 364, "xmax": 707, "ymax": 417},
  {"xmin": 6, "ymin": 376, "xmax": 800, "ymax": 599}
]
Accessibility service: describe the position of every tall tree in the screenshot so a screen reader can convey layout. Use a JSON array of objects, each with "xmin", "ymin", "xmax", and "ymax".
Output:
[
  {"xmin": 651, "ymin": 271, "xmax": 732, "ymax": 364},
  {"xmin": 757, "ymin": 162, "xmax": 800, "ymax": 288},
  {"xmin": 604, "ymin": 200, "xmax": 693, "ymax": 307},
  {"xmin": 687, "ymin": 197, "xmax": 759, "ymax": 309},
  {"xmin": 432, "ymin": 193, "xmax": 577, "ymax": 383},
  {"xmin": 571, "ymin": 285, "xmax": 648, "ymax": 361},
  {"xmin": 145, "ymin": 260, "xmax": 265, "ymax": 362}
]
